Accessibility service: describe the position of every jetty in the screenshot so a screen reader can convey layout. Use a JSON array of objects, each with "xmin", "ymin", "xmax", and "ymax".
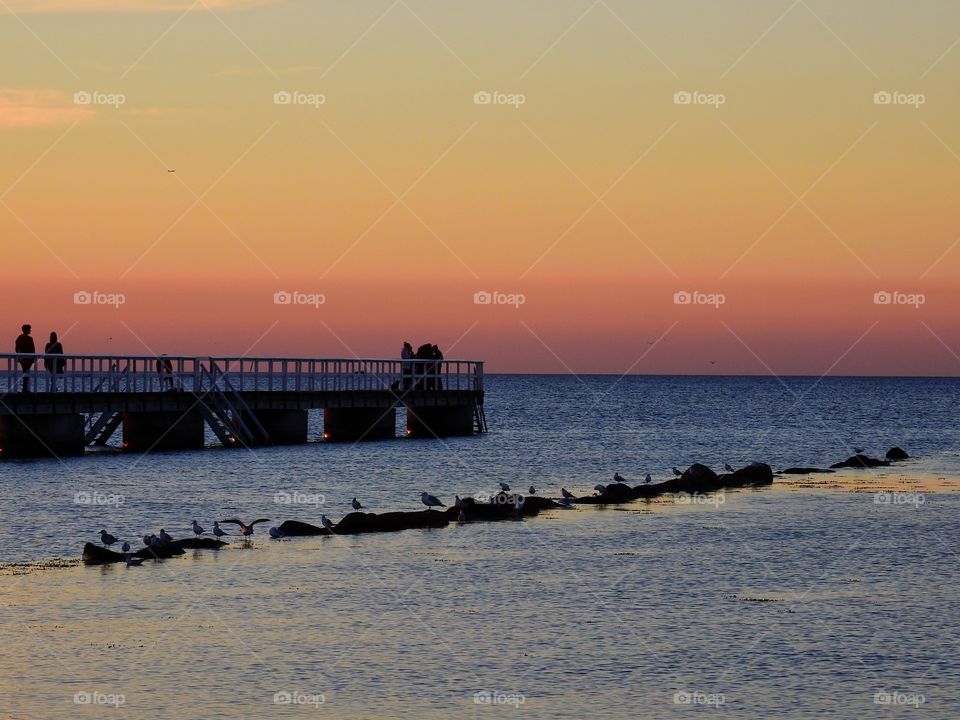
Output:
[{"xmin": 0, "ymin": 354, "xmax": 486, "ymax": 458}]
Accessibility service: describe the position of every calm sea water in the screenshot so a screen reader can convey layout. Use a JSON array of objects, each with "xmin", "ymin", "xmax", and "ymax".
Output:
[{"xmin": 0, "ymin": 375, "xmax": 958, "ymax": 718}]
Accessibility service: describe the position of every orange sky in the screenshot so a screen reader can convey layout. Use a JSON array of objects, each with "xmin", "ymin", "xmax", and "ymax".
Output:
[{"xmin": 1, "ymin": 1, "xmax": 959, "ymax": 374}]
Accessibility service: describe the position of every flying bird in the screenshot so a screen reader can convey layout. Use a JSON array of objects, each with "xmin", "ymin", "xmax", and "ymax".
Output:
[
  {"xmin": 191, "ymin": 520, "xmax": 204, "ymax": 539},
  {"xmin": 420, "ymin": 492, "xmax": 445, "ymax": 509},
  {"xmin": 351, "ymin": 497, "xmax": 364, "ymax": 511},
  {"xmin": 561, "ymin": 488, "xmax": 575, "ymax": 499},
  {"xmin": 99, "ymin": 530, "xmax": 117, "ymax": 548},
  {"xmin": 218, "ymin": 518, "xmax": 270, "ymax": 540}
]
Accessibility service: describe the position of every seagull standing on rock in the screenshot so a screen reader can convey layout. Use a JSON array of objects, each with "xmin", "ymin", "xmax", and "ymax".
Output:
[
  {"xmin": 212, "ymin": 521, "xmax": 228, "ymax": 542},
  {"xmin": 351, "ymin": 498, "xmax": 364, "ymax": 511},
  {"xmin": 499, "ymin": 482, "xmax": 511, "ymax": 492},
  {"xmin": 191, "ymin": 520, "xmax": 204, "ymax": 539},
  {"xmin": 672, "ymin": 467, "xmax": 683, "ymax": 477},
  {"xmin": 644, "ymin": 474, "xmax": 652, "ymax": 484},
  {"xmin": 561, "ymin": 488, "xmax": 575, "ymax": 500},
  {"xmin": 121, "ymin": 541, "xmax": 130, "ymax": 554},
  {"xmin": 613, "ymin": 473, "xmax": 626, "ymax": 484},
  {"xmin": 420, "ymin": 492, "xmax": 445, "ymax": 510},
  {"xmin": 269, "ymin": 527, "xmax": 284, "ymax": 539},
  {"xmin": 528, "ymin": 485, "xmax": 536, "ymax": 495},
  {"xmin": 158, "ymin": 528, "xmax": 173, "ymax": 544},
  {"xmin": 724, "ymin": 464, "xmax": 735, "ymax": 473},
  {"xmin": 320, "ymin": 515, "xmax": 335, "ymax": 532},
  {"xmin": 99, "ymin": 530, "xmax": 117, "ymax": 548}
]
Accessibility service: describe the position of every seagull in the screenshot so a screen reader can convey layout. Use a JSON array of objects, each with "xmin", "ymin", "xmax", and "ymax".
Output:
[
  {"xmin": 268, "ymin": 527, "xmax": 284, "ymax": 539},
  {"xmin": 191, "ymin": 520, "xmax": 204, "ymax": 539},
  {"xmin": 853, "ymin": 447, "xmax": 864, "ymax": 454},
  {"xmin": 528, "ymin": 485, "xmax": 536, "ymax": 495},
  {"xmin": 212, "ymin": 521, "xmax": 228, "ymax": 542},
  {"xmin": 99, "ymin": 530, "xmax": 117, "ymax": 548},
  {"xmin": 218, "ymin": 518, "xmax": 270, "ymax": 541},
  {"xmin": 672, "ymin": 467, "xmax": 683, "ymax": 477},
  {"xmin": 125, "ymin": 555, "xmax": 144, "ymax": 567},
  {"xmin": 158, "ymin": 528, "xmax": 173, "ymax": 544},
  {"xmin": 561, "ymin": 488, "xmax": 575, "ymax": 499},
  {"xmin": 142, "ymin": 534, "xmax": 157, "ymax": 547},
  {"xmin": 499, "ymin": 482, "xmax": 510, "ymax": 492},
  {"xmin": 121, "ymin": 541, "xmax": 130, "ymax": 554},
  {"xmin": 613, "ymin": 473, "xmax": 626, "ymax": 484},
  {"xmin": 724, "ymin": 463, "xmax": 735, "ymax": 473},
  {"xmin": 420, "ymin": 492, "xmax": 445, "ymax": 510},
  {"xmin": 594, "ymin": 483, "xmax": 607, "ymax": 493},
  {"xmin": 644, "ymin": 474, "xmax": 652, "ymax": 484},
  {"xmin": 320, "ymin": 515, "xmax": 335, "ymax": 532},
  {"xmin": 351, "ymin": 497, "xmax": 364, "ymax": 511}
]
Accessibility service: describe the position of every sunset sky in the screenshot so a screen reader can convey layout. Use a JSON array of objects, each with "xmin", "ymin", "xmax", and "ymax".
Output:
[{"xmin": 1, "ymin": 0, "xmax": 959, "ymax": 374}]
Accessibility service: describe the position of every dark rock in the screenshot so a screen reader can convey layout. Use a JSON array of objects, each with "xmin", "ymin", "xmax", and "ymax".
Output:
[
  {"xmin": 780, "ymin": 467, "xmax": 835, "ymax": 475},
  {"xmin": 885, "ymin": 447, "xmax": 910, "ymax": 461},
  {"xmin": 680, "ymin": 463, "xmax": 721, "ymax": 492},
  {"xmin": 335, "ymin": 510, "xmax": 449, "ymax": 534},
  {"xmin": 277, "ymin": 520, "xmax": 328, "ymax": 536},
  {"xmin": 726, "ymin": 462, "xmax": 774, "ymax": 486},
  {"xmin": 82, "ymin": 541, "xmax": 190, "ymax": 565},
  {"xmin": 830, "ymin": 454, "xmax": 890, "ymax": 469},
  {"xmin": 172, "ymin": 538, "xmax": 227, "ymax": 550}
]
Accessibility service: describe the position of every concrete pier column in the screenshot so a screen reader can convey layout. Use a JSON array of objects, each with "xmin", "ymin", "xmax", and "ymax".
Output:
[
  {"xmin": 406, "ymin": 405, "xmax": 475, "ymax": 438},
  {"xmin": 233, "ymin": 409, "xmax": 308, "ymax": 445},
  {"xmin": 122, "ymin": 410, "xmax": 204, "ymax": 452},
  {"xmin": 324, "ymin": 407, "xmax": 395, "ymax": 441},
  {"xmin": 0, "ymin": 413, "xmax": 85, "ymax": 458}
]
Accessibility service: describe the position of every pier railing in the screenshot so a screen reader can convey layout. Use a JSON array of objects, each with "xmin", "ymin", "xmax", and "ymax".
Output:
[{"xmin": 0, "ymin": 354, "xmax": 484, "ymax": 396}]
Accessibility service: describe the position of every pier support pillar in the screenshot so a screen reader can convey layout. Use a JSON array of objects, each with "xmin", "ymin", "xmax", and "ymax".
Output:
[
  {"xmin": 324, "ymin": 407, "xmax": 395, "ymax": 441},
  {"xmin": 122, "ymin": 410, "xmax": 204, "ymax": 452},
  {"xmin": 406, "ymin": 405, "xmax": 474, "ymax": 438},
  {"xmin": 0, "ymin": 413, "xmax": 85, "ymax": 458},
  {"xmin": 234, "ymin": 409, "xmax": 308, "ymax": 445}
]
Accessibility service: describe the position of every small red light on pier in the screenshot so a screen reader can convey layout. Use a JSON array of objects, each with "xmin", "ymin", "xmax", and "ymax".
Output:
[{"xmin": 322, "ymin": 432, "xmax": 330, "ymax": 439}]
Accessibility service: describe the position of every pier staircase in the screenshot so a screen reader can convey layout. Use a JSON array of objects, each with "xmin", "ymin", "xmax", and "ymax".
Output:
[{"xmin": 195, "ymin": 364, "xmax": 271, "ymax": 448}]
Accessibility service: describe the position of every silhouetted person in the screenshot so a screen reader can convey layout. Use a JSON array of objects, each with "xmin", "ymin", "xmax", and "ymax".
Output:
[
  {"xmin": 401, "ymin": 341, "xmax": 414, "ymax": 389},
  {"xmin": 414, "ymin": 343, "xmax": 433, "ymax": 389},
  {"xmin": 44, "ymin": 331, "xmax": 65, "ymax": 391},
  {"xmin": 15, "ymin": 324, "xmax": 35, "ymax": 392},
  {"xmin": 432, "ymin": 344, "xmax": 444, "ymax": 390},
  {"xmin": 155, "ymin": 355, "xmax": 174, "ymax": 390}
]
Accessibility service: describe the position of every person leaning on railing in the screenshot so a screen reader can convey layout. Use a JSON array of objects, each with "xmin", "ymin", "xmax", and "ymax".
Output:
[
  {"xmin": 43, "ymin": 332, "xmax": 66, "ymax": 392},
  {"xmin": 14, "ymin": 324, "xmax": 35, "ymax": 393}
]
